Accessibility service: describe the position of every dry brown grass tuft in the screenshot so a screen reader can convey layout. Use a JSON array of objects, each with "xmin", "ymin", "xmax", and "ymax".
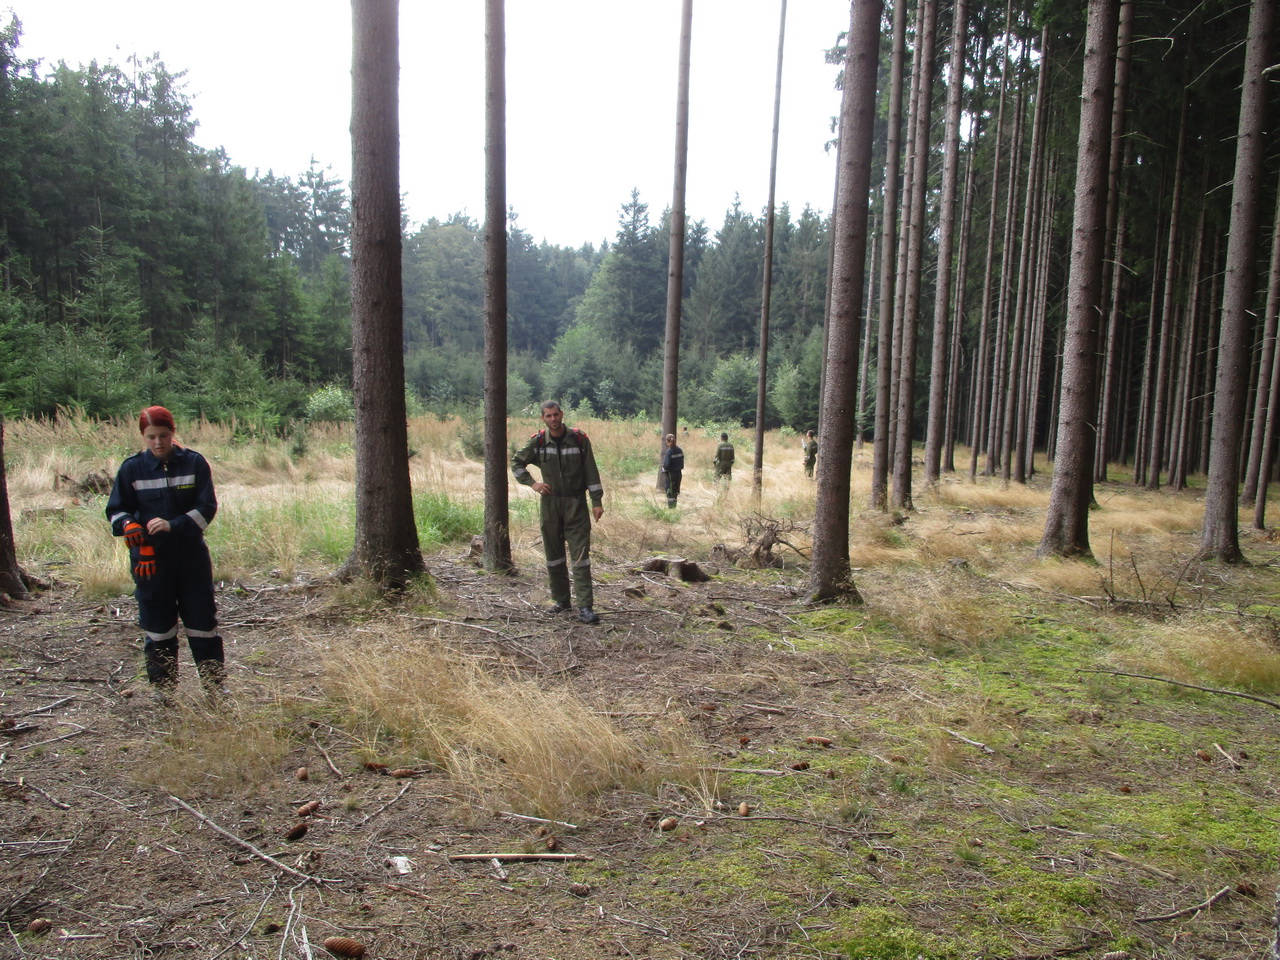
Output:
[
  {"xmin": 1092, "ymin": 492, "xmax": 1202, "ymax": 537},
  {"xmin": 1003, "ymin": 558, "xmax": 1106, "ymax": 597},
  {"xmin": 933, "ymin": 478, "xmax": 1050, "ymax": 511},
  {"xmin": 323, "ymin": 629, "xmax": 648, "ymax": 817},
  {"xmin": 136, "ymin": 700, "xmax": 294, "ymax": 797},
  {"xmin": 1110, "ymin": 613, "xmax": 1280, "ymax": 693},
  {"xmin": 874, "ymin": 572, "xmax": 1022, "ymax": 655}
]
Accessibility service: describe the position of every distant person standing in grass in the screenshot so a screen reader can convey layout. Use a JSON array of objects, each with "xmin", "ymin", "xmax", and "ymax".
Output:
[
  {"xmin": 106, "ymin": 406, "xmax": 225, "ymax": 700},
  {"xmin": 803, "ymin": 430, "xmax": 818, "ymax": 478},
  {"xmin": 661, "ymin": 433, "xmax": 684, "ymax": 508},
  {"xmin": 511, "ymin": 401, "xmax": 604, "ymax": 625},
  {"xmin": 713, "ymin": 432, "xmax": 735, "ymax": 481}
]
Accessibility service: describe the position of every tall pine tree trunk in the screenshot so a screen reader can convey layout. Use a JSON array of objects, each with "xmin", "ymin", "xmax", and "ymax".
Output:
[
  {"xmin": 482, "ymin": 0, "xmax": 513, "ymax": 573},
  {"xmin": 809, "ymin": 0, "xmax": 882, "ymax": 604},
  {"xmin": 1038, "ymin": 0, "xmax": 1119, "ymax": 559},
  {"xmin": 1242, "ymin": 180, "xmax": 1280, "ymax": 506},
  {"xmin": 754, "ymin": 0, "xmax": 788, "ymax": 495},
  {"xmin": 1145, "ymin": 89, "xmax": 1189, "ymax": 491},
  {"xmin": 1093, "ymin": 0, "xmax": 1135, "ymax": 480},
  {"xmin": 1199, "ymin": 0, "xmax": 1276, "ymax": 562},
  {"xmin": 344, "ymin": 0, "xmax": 425, "ymax": 587},
  {"xmin": 923, "ymin": 0, "xmax": 967, "ymax": 486},
  {"xmin": 891, "ymin": 0, "xmax": 937, "ymax": 511},
  {"xmin": 660, "ymin": 0, "xmax": 693, "ymax": 483},
  {"xmin": 871, "ymin": 0, "xmax": 909, "ymax": 511}
]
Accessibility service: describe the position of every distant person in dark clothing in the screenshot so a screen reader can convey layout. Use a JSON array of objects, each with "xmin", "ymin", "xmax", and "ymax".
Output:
[
  {"xmin": 661, "ymin": 433, "xmax": 684, "ymax": 508},
  {"xmin": 803, "ymin": 430, "xmax": 818, "ymax": 478},
  {"xmin": 713, "ymin": 433, "xmax": 735, "ymax": 480}
]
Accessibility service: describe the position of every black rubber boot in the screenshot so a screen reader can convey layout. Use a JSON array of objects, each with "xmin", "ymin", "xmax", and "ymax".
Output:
[
  {"xmin": 190, "ymin": 636, "xmax": 227, "ymax": 700},
  {"xmin": 144, "ymin": 639, "xmax": 179, "ymax": 704}
]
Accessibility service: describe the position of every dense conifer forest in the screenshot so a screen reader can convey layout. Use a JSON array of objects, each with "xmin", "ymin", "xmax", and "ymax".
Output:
[{"xmin": 1, "ymin": 0, "xmax": 1277, "ymax": 490}]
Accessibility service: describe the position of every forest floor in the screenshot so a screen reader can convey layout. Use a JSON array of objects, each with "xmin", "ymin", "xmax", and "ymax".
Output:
[{"xmin": 2, "ymin": 479, "xmax": 1280, "ymax": 960}]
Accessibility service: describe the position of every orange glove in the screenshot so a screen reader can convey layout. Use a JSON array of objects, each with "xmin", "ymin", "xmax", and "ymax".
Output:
[
  {"xmin": 133, "ymin": 543, "xmax": 156, "ymax": 579},
  {"xmin": 123, "ymin": 521, "xmax": 146, "ymax": 548}
]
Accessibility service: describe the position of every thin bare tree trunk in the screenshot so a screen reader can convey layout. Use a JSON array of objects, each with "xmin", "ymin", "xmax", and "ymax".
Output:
[
  {"xmin": 1200, "ymin": 0, "xmax": 1275, "ymax": 562},
  {"xmin": 482, "ymin": 0, "xmax": 513, "ymax": 573},
  {"xmin": 753, "ymin": 0, "xmax": 787, "ymax": 496},
  {"xmin": 923, "ymin": 0, "xmax": 968, "ymax": 486},
  {"xmin": 1005, "ymin": 32, "xmax": 1049, "ymax": 484},
  {"xmin": 1243, "ymin": 180, "xmax": 1280, "ymax": 505},
  {"xmin": 871, "ymin": 0, "xmax": 909, "ymax": 510},
  {"xmin": 988, "ymin": 64, "xmax": 1026, "ymax": 478},
  {"xmin": 810, "ymin": 0, "xmax": 882, "ymax": 603},
  {"xmin": 1169, "ymin": 195, "xmax": 1208, "ymax": 492},
  {"xmin": 1254, "ymin": 301, "xmax": 1280, "ymax": 529},
  {"xmin": 1145, "ymin": 89, "xmax": 1189, "ymax": 491},
  {"xmin": 660, "ymin": 0, "xmax": 693, "ymax": 489},
  {"xmin": 1198, "ymin": 234, "xmax": 1223, "ymax": 477},
  {"xmin": 891, "ymin": 0, "xmax": 938, "ymax": 511},
  {"xmin": 1094, "ymin": 0, "xmax": 1135, "ymax": 480},
  {"xmin": 860, "ymin": 203, "xmax": 880, "ymax": 450},
  {"xmin": 970, "ymin": 6, "xmax": 1012, "ymax": 481}
]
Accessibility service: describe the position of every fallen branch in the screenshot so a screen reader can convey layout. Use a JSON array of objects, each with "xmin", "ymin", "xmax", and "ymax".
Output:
[
  {"xmin": 943, "ymin": 727, "xmax": 996, "ymax": 754},
  {"xmin": 309, "ymin": 729, "xmax": 343, "ymax": 778},
  {"xmin": 359, "ymin": 781, "xmax": 414, "ymax": 825},
  {"xmin": 1135, "ymin": 885, "xmax": 1232, "ymax": 923},
  {"xmin": 500, "ymin": 811, "xmax": 580, "ymax": 831},
  {"xmin": 1212, "ymin": 743, "xmax": 1242, "ymax": 770},
  {"xmin": 168, "ymin": 796, "xmax": 338, "ymax": 884},
  {"xmin": 19, "ymin": 723, "xmax": 87, "ymax": 751},
  {"xmin": 447, "ymin": 853, "xmax": 593, "ymax": 862},
  {"xmin": 1101, "ymin": 850, "xmax": 1178, "ymax": 881},
  {"xmin": 1, "ymin": 777, "xmax": 71, "ymax": 810},
  {"xmin": 207, "ymin": 879, "xmax": 277, "ymax": 960},
  {"xmin": 1078, "ymin": 669, "xmax": 1280, "ymax": 711}
]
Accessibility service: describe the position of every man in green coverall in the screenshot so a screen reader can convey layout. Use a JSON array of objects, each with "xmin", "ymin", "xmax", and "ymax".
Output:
[
  {"xmin": 511, "ymin": 401, "xmax": 605, "ymax": 624},
  {"xmin": 802, "ymin": 430, "xmax": 818, "ymax": 478},
  {"xmin": 713, "ymin": 432, "xmax": 735, "ymax": 480}
]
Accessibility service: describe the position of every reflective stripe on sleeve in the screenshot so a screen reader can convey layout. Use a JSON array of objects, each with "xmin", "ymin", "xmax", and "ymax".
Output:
[{"xmin": 186, "ymin": 508, "xmax": 209, "ymax": 531}]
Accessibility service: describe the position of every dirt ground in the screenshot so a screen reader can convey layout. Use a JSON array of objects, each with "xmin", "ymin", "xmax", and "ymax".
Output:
[{"xmin": 2, "ymin": 546, "xmax": 890, "ymax": 960}]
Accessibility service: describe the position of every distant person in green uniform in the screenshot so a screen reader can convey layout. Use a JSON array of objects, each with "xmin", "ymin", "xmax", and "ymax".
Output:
[
  {"xmin": 713, "ymin": 433, "xmax": 735, "ymax": 480},
  {"xmin": 511, "ymin": 401, "xmax": 604, "ymax": 624},
  {"xmin": 802, "ymin": 430, "xmax": 818, "ymax": 478},
  {"xmin": 661, "ymin": 433, "xmax": 684, "ymax": 508}
]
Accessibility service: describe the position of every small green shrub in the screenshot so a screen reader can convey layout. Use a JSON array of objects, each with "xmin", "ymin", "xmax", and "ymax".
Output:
[{"xmin": 305, "ymin": 384, "xmax": 354, "ymax": 423}]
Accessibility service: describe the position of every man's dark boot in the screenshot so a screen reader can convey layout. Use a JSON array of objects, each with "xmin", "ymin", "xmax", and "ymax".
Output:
[
  {"xmin": 190, "ymin": 636, "xmax": 228, "ymax": 701},
  {"xmin": 144, "ymin": 639, "xmax": 179, "ymax": 704}
]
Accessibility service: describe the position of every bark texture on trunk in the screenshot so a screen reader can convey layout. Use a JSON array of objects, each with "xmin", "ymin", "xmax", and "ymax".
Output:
[
  {"xmin": 1038, "ymin": 0, "xmax": 1119, "ymax": 559},
  {"xmin": 345, "ymin": 0, "xmax": 425, "ymax": 587},
  {"xmin": 809, "ymin": 0, "xmax": 882, "ymax": 604},
  {"xmin": 482, "ymin": 0, "xmax": 513, "ymax": 573},
  {"xmin": 1199, "ymin": 0, "xmax": 1275, "ymax": 562}
]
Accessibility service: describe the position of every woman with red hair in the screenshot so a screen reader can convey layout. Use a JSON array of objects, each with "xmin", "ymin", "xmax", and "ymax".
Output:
[{"xmin": 106, "ymin": 407, "xmax": 224, "ymax": 700}]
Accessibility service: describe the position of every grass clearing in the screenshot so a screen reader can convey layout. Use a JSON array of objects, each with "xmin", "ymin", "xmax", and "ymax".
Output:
[{"xmin": 4, "ymin": 416, "xmax": 1280, "ymax": 957}]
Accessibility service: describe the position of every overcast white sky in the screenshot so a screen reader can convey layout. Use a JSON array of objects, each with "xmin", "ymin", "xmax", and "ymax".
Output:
[{"xmin": 9, "ymin": 1, "xmax": 851, "ymax": 249}]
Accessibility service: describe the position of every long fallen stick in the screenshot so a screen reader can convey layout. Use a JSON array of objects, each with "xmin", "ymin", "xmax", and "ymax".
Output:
[
  {"xmin": 167, "ymin": 796, "xmax": 339, "ymax": 884},
  {"xmin": 1135, "ymin": 886, "xmax": 1232, "ymax": 923},
  {"xmin": 447, "ymin": 853, "xmax": 593, "ymax": 862}
]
